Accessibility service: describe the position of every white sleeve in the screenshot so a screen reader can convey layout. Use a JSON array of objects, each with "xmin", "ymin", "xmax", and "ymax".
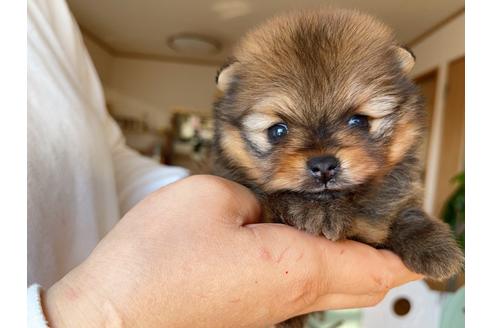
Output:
[
  {"xmin": 104, "ymin": 114, "xmax": 189, "ymax": 215},
  {"xmin": 42, "ymin": 0, "xmax": 190, "ymax": 215},
  {"xmin": 44, "ymin": 0, "xmax": 190, "ymax": 215},
  {"xmin": 27, "ymin": 285, "xmax": 49, "ymax": 328}
]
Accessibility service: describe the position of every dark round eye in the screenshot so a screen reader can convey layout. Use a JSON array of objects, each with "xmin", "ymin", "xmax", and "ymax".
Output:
[
  {"xmin": 267, "ymin": 123, "xmax": 288, "ymax": 142},
  {"xmin": 348, "ymin": 115, "xmax": 369, "ymax": 129}
]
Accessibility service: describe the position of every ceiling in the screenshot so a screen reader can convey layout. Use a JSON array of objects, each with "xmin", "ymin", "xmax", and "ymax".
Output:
[{"xmin": 67, "ymin": 0, "xmax": 464, "ymax": 65}]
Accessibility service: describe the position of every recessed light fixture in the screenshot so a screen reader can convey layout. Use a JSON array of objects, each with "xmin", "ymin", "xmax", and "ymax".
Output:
[{"xmin": 167, "ymin": 34, "xmax": 221, "ymax": 56}]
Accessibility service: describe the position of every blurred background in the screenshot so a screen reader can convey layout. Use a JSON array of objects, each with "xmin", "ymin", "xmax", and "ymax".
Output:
[{"xmin": 66, "ymin": 1, "xmax": 465, "ymax": 327}]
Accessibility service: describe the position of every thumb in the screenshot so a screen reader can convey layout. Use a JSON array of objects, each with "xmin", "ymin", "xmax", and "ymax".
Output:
[
  {"xmin": 242, "ymin": 224, "xmax": 422, "ymax": 313},
  {"xmin": 314, "ymin": 239, "xmax": 423, "ymax": 296},
  {"xmin": 163, "ymin": 175, "xmax": 262, "ymax": 226}
]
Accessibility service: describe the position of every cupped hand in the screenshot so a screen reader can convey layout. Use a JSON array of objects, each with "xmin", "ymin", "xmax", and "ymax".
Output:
[{"xmin": 44, "ymin": 175, "xmax": 421, "ymax": 328}]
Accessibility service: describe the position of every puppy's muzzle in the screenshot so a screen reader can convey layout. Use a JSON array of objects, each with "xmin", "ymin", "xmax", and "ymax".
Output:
[{"xmin": 307, "ymin": 155, "xmax": 340, "ymax": 184}]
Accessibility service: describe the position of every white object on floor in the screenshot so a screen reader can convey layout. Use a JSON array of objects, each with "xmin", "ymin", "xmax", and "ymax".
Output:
[{"xmin": 361, "ymin": 280, "xmax": 447, "ymax": 328}]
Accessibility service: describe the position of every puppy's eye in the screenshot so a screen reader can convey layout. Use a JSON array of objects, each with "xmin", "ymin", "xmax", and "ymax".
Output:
[
  {"xmin": 348, "ymin": 115, "xmax": 369, "ymax": 129},
  {"xmin": 267, "ymin": 123, "xmax": 288, "ymax": 142}
]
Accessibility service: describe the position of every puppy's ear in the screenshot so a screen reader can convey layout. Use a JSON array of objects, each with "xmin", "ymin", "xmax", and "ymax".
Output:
[
  {"xmin": 216, "ymin": 60, "xmax": 239, "ymax": 92},
  {"xmin": 394, "ymin": 46, "xmax": 415, "ymax": 74}
]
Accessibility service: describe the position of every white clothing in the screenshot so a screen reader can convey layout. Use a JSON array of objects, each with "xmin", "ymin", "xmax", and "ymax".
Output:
[{"xmin": 27, "ymin": 0, "xmax": 188, "ymax": 325}]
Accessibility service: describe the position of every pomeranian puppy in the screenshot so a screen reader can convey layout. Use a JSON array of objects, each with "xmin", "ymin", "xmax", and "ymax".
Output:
[{"xmin": 212, "ymin": 8, "xmax": 463, "ymax": 327}]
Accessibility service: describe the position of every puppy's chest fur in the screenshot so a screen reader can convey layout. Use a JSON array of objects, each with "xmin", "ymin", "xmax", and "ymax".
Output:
[{"xmin": 214, "ymin": 153, "xmax": 421, "ymax": 247}]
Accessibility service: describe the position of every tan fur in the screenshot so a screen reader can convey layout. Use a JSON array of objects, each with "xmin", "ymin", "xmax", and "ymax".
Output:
[
  {"xmin": 336, "ymin": 146, "xmax": 379, "ymax": 185},
  {"xmin": 252, "ymin": 95, "xmax": 297, "ymax": 116},
  {"xmin": 265, "ymin": 152, "xmax": 310, "ymax": 192},
  {"xmin": 219, "ymin": 124, "xmax": 261, "ymax": 181},
  {"xmin": 394, "ymin": 46, "xmax": 415, "ymax": 74},
  {"xmin": 216, "ymin": 62, "xmax": 239, "ymax": 92},
  {"xmin": 388, "ymin": 120, "xmax": 421, "ymax": 165},
  {"xmin": 243, "ymin": 113, "xmax": 278, "ymax": 131},
  {"xmin": 243, "ymin": 113, "xmax": 277, "ymax": 152},
  {"xmin": 359, "ymin": 96, "xmax": 400, "ymax": 118},
  {"xmin": 348, "ymin": 219, "xmax": 390, "ymax": 244}
]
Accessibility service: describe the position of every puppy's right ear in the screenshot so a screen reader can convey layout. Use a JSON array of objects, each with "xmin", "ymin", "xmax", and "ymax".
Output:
[
  {"xmin": 216, "ymin": 60, "xmax": 239, "ymax": 92},
  {"xmin": 394, "ymin": 46, "xmax": 415, "ymax": 75}
]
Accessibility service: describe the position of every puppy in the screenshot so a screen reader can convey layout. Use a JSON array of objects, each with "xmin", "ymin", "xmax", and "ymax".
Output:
[{"xmin": 212, "ymin": 9, "xmax": 464, "ymax": 327}]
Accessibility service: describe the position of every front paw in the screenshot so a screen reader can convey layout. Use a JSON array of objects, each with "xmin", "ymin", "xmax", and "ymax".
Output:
[
  {"xmin": 267, "ymin": 194, "xmax": 347, "ymax": 240},
  {"xmin": 402, "ymin": 234, "xmax": 464, "ymax": 280},
  {"xmin": 388, "ymin": 209, "xmax": 464, "ymax": 281}
]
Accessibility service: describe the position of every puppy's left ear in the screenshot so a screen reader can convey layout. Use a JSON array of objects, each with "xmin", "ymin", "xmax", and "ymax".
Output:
[
  {"xmin": 216, "ymin": 59, "xmax": 239, "ymax": 92},
  {"xmin": 394, "ymin": 46, "xmax": 415, "ymax": 74}
]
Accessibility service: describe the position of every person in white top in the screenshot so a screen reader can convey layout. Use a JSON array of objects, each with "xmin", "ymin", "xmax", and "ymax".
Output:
[{"xmin": 27, "ymin": 0, "xmax": 421, "ymax": 327}]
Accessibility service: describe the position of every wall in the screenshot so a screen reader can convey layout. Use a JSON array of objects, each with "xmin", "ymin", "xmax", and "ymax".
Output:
[
  {"xmin": 107, "ymin": 57, "xmax": 218, "ymax": 129},
  {"xmin": 411, "ymin": 13, "xmax": 465, "ymax": 77},
  {"xmin": 409, "ymin": 12, "xmax": 465, "ymax": 215},
  {"xmin": 82, "ymin": 35, "xmax": 219, "ymax": 130}
]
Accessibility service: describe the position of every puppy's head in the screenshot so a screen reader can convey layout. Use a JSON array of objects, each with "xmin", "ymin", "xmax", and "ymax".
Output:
[{"xmin": 214, "ymin": 9, "xmax": 424, "ymax": 195}]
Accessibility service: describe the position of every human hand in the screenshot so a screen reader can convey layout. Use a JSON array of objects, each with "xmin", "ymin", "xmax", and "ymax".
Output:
[{"xmin": 43, "ymin": 175, "xmax": 422, "ymax": 327}]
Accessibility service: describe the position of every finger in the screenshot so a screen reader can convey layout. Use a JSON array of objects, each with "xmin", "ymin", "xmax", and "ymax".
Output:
[
  {"xmin": 315, "ymin": 239, "xmax": 423, "ymax": 295},
  {"xmin": 242, "ymin": 224, "xmax": 420, "ymax": 297},
  {"xmin": 241, "ymin": 223, "xmax": 421, "ymax": 319},
  {"xmin": 197, "ymin": 175, "xmax": 262, "ymax": 226},
  {"xmin": 301, "ymin": 292, "xmax": 387, "ymax": 314}
]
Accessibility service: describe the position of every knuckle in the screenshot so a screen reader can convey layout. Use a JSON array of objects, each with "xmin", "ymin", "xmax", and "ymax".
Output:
[
  {"xmin": 183, "ymin": 174, "xmax": 225, "ymax": 188},
  {"xmin": 187, "ymin": 175, "xmax": 247, "ymax": 213},
  {"xmin": 288, "ymin": 269, "xmax": 320, "ymax": 309},
  {"xmin": 183, "ymin": 175, "xmax": 234, "ymax": 197},
  {"xmin": 294, "ymin": 279, "xmax": 318, "ymax": 308},
  {"xmin": 372, "ymin": 269, "xmax": 394, "ymax": 293}
]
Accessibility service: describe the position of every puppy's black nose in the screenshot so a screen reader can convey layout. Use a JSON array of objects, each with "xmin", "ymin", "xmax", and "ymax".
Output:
[{"xmin": 307, "ymin": 156, "xmax": 340, "ymax": 182}]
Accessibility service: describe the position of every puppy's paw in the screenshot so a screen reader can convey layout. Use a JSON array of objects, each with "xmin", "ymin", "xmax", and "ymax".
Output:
[
  {"xmin": 290, "ymin": 203, "xmax": 346, "ymax": 241},
  {"xmin": 388, "ymin": 208, "xmax": 464, "ymax": 281},
  {"xmin": 402, "ymin": 234, "xmax": 464, "ymax": 280},
  {"xmin": 268, "ymin": 194, "xmax": 344, "ymax": 240},
  {"xmin": 285, "ymin": 202, "xmax": 341, "ymax": 239}
]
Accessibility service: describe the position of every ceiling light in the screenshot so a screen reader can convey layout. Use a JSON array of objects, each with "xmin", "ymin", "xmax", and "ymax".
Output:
[{"xmin": 167, "ymin": 34, "xmax": 221, "ymax": 56}]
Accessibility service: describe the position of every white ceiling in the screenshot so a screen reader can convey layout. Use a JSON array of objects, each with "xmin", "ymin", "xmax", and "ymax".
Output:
[{"xmin": 67, "ymin": 0, "xmax": 464, "ymax": 64}]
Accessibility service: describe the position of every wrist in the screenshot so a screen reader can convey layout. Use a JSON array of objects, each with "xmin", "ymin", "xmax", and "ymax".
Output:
[{"xmin": 42, "ymin": 266, "xmax": 122, "ymax": 328}]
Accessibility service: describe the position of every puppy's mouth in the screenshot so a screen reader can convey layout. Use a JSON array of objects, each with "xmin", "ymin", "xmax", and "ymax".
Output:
[
  {"xmin": 296, "ymin": 183, "xmax": 350, "ymax": 200},
  {"xmin": 306, "ymin": 179, "xmax": 345, "ymax": 193}
]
